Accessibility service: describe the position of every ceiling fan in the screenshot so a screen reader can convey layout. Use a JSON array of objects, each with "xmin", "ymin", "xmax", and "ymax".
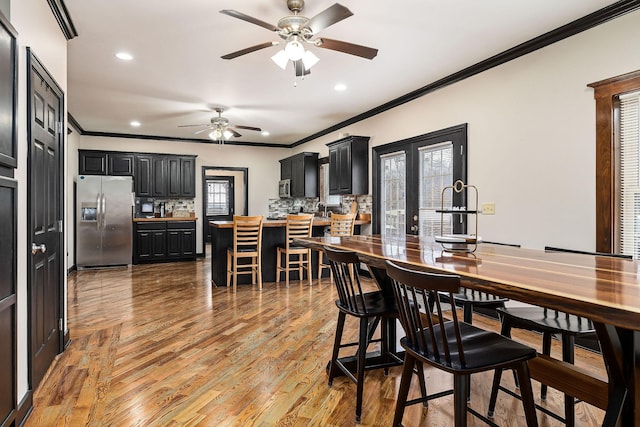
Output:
[
  {"xmin": 220, "ymin": 0, "xmax": 378, "ymax": 77},
  {"xmin": 178, "ymin": 108, "xmax": 261, "ymax": 141}
]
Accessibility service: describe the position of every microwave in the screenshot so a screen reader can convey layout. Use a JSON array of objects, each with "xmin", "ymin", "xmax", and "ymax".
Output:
[{"xmin": 279, "ymin": 179, "xmax": 291, "ymax": 198}]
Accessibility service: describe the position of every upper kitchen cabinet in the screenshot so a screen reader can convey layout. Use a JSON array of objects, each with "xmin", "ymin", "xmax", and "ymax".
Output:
[
  {"xmin": 79, "ymin": 150, "xmax": 108, "ymax": 175},
  {"xmin": 152, "ymin": 155, "xmax": 167, "ymax": 197},
  {"xmin": 131, "ymin": 152, "xmax": 196, "ymax": 198},
  {"xmin": 135, "ymin": 154, "xmax": 153, "ymax": 196},
  {"xmin": 108, "ymin": 152, "xmax": 135, "ymax": 175},
  {"xmin": 167, "ymin": 156, "xmax": 196, "ymax": 198},
  {"xmin": 327, "ymin": 136, "xmax": 369, "ymax": 195},
  {"xmin": 80, "ymin": 150, "xmax": 134, "ymax": 176},
  {"xmin": 280, "ymin": 152, "xmax": 318, "ymax": 198}
]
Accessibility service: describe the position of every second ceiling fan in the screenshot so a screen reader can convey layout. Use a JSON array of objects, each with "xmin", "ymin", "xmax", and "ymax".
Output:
[{"xmin": 220, "ymin": 0, "xmax": 378, "ymax": 76}]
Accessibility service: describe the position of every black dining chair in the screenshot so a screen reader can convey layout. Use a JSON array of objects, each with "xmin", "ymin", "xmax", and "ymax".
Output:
[
  {"xmin": 324, "ymin": 247, "xmax": 418, "ymax": 423},
  {"xmin": 386, "ymin": 260, "xmax": 538, "ymax": 427},
  {"xmin": 437, "ymin": 242, "xmax": 519, "ymax": 324},
  {"xmin": 487, "ymin": 246, "xmax": 632, "ymax": 426}
]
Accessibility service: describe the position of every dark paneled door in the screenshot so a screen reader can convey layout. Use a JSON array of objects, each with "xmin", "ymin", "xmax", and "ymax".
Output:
[{"xmin": 27, "ymin": 50, "xmax": 64, "ymax": 389}]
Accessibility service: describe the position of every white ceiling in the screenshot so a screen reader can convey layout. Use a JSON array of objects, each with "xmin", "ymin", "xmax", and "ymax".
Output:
[{"xmin": 65, "ymin": 0, "xmax": 621, "ymax": 146}]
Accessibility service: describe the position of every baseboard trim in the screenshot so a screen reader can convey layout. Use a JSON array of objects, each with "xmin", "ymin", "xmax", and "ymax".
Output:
[{"xmin": 16, "ymin": 390, "xmax": 33, "ymax": 427}]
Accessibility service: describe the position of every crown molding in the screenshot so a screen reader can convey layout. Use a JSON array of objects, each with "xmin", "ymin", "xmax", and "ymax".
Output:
[{"xmin": 47, "ymin": 0, "xmax": 78, "ymax": 40}]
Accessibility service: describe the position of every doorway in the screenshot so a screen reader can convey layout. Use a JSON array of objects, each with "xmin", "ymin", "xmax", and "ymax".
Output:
[
  {"xmin": 372, "ymin": 124, "xmax": 467, "ymax": 236},
  {"xmin": 27, "ymin": 49, "xmax": 65, "ymax": 389},
  {"xmin": 201, "ymin": 167, "xmax": 248, "ymax": 255}
]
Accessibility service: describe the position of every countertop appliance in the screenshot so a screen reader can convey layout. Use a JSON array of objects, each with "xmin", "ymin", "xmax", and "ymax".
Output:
[
  {"xmin": 279, "ymin": 179, "xmax": 291, "ymax": 198},
  {"xmin": 76, "ymin": 175, "xmax": 133, "ymax": 268},
  {"xmin": 134, "ymin": 197, "xmax": 154, "ymax": 218}
]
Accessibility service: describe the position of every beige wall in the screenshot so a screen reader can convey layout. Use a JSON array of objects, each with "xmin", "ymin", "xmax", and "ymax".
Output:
[
  {"xmin": 293, "ymin": 9, "xmax": 640, "ymax": 251},
  {"xmin": 10, "ymin": 0, "xmax": 68, "ymax": 405}
]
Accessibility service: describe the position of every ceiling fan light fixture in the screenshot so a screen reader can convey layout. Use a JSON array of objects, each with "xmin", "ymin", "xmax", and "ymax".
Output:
[
  {"xmin": 302, "ymin": 50, "xmax": 319, "ymax": 70},
  {"xmin": 271, "ymin": 50, "xmax": 289, "ymax": 70},
  {"xmin": 284, "ymin": 36, "xmax": 305, "ymax": 61},
  {"xmin": 209, "ymin": 128, "xmax": 223, "ymax": 141},
  {"xmin": 223, "ymin": 129, "xmax": 234, "ymax": 140}
]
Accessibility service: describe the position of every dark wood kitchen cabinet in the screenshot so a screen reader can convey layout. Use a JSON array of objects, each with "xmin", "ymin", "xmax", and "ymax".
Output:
[
  {"xmin": 133, "ymin": 153, "xmax": 195, "ymax": 198},
  {"xmin": 134, "ymin": 221, "xmax": 167, "ymax": 263},
  {"xmin": 79, "ymin": 150, "xmax": 107, "ymax": 175},
  {"xmin": 167, "ymin": 156, "xmax": 195, "ymax": 198},
  {"xmin": 327, "ymin": 136, "xmax": 369, "ymax": 195},
  {"xmin": 279, "ymin": 152, "xmax": 318, "ymax": 198},
  {"xmin": 135, "ymin": 154, "xmax": 153, "ymax": 196},
  {"xmin": 79, "ymin": 150, "xmax": 134, "ymax": 176},
  {"xmin": 167, "ymin": 221, "xmax": 196, "ymax": 259},
  {"xmin": 134, "ymin": 220, "xmax": 196, "ymax": 263},
  {"xmin": 108, "ymin": 152, "xmax": 135, "ymax": 175}
]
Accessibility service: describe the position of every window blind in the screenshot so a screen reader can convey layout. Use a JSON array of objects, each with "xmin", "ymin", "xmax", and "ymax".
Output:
[
  {"xmin": 619, "ymin": 91, "xmax": 640, "ymax": 259},
  {"xmin": 418, "ymin": 141, "xmax": 453, "ymax": 238}
]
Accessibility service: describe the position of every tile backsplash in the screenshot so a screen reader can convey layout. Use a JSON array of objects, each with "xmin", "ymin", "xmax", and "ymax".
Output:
[
  {"xmin": 154, "ymin": 199, "xmax": 195, "ymax": 215},
  {"xmin": 268, "ymin": 195, "xmax": 371, "ymax": 219}
]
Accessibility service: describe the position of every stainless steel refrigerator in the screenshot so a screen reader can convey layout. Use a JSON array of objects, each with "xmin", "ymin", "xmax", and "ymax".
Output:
[{"xmin": 76, "ymin": 175, "xmax": 134, "ymax": 268}]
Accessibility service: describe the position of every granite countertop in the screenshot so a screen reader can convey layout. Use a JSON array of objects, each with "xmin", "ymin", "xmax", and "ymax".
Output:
[
  {"xmin": 209, "ymin": 217, "xmax": 370, "ymax": 228},
  {"xmin": 133, "ymin": 216, "xmax": 198, "ymax": 222}
]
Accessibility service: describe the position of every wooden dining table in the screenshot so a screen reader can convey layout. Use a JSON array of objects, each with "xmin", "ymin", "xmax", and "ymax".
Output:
[{"xmin": 293, "ymin": 234, "xmax": 640, "ymax": 427}]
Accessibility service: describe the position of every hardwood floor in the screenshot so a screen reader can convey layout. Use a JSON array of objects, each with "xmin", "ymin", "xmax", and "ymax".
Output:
[{"xmin": 25, "ymin": 255, "xmax": 606, "ymax": 426}]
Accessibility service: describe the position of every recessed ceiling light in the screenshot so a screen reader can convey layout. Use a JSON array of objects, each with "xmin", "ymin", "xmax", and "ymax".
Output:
[
  {"xmin": 130, "ymin": 121, "xmax": 141, "ymax": 127},
  {"xmin": 334, "ymin": 83, "xmax": 347, "ymax": 91},
  {"xmin": 261, "ymin": 131, "xmax": 270, "ymax": 137},
  {"xmin": 116, "ymin": 52, "xmax": 134, "ymax": 61}
]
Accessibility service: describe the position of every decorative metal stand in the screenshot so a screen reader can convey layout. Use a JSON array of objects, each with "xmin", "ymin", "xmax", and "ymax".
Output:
[{"xmin": 435, "ymin": 180, "xmax": 479, "ymax": 253}]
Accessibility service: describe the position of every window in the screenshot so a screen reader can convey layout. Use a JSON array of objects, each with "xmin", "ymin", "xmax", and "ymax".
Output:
[
  {"xmin": 418, "ymin": 142, "xmax": 453, "ymax": 238},
  {"xmin": 380, "ymin": 151, "xmax": 406, "ymax": 236},
  {"xmin": 589, "ymin": 70, "xmax": 640, "ymax": 254},
  {"xmin": 618, "ymin": 91, "xmax": 640, "ymax": 258},
  {"xmin": 206, "ymin": 179, "xmax": 231, "ymax": 216}
]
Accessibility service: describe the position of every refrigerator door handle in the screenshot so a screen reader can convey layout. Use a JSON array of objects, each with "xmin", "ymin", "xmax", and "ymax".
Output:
[
  {"xmin": 96, "ymin": 193, "xmax": 102, "ymax": 230},
  {"xmin": 102, "ymin": 193, "xmax": 107, "ymax": 229}
]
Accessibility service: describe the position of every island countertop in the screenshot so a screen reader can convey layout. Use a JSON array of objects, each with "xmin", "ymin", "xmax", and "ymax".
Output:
[{"xmin": 209, "ymin": 217, "xmax": 370, "ymax": 229}]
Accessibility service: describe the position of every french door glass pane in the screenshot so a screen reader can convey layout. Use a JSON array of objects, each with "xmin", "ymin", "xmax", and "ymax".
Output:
[
  {"xmin": 206, "ymin": 180, "xmax": 230, "ymax": 216},
  {"xmin": 419, "ymin": 142, "xmax": 453, "ymax": 238},
  {"xmin": 381, "ymin": 152, "xmax": 406, "ymax": 236}
]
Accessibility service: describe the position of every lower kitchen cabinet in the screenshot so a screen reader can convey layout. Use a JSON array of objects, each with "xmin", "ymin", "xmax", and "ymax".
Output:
[
  {"xmin": 167, "ymin": 221, "xmax": 196, "ymax": 258},
  {"xmin": 134, "ymin": 220, "xmax": 196, "ymax": 263}
]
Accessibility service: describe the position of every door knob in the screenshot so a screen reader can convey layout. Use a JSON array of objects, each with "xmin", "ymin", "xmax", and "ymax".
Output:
[{"xmin": 31, "ymin": 243, "xmax": 47, "ymax": 255}]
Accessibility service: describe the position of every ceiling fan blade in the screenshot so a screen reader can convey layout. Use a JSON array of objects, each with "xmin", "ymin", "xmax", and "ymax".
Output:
[
  {"xmin": 305, "ymin": 3, "xmax": 353, "ymax": 34},
  {"xmin": 178, "ymin": 124, "xmax": 208, "ymax": 128},
  {"xmin": 235, "ymin": 125, "xmax": 262, "ymax": 132},
  {"xmin": 316, "ymin": 38, "xmax": 378, "ymax": 60},
  {"xmin": 221, "ymin": 41, "xmax": 276, "ymax": 60},
  {"xmin": 193, "ymin": 127, "xmax": 212, "ymax": 135},
  {"xmin": 228, "ymin": 128, "xmax": 242, "ymax": 138},
  {"xmin": 219, "ymin": 10, "xmax": 279, "ymax": 32},
  {"xmin": 294, "ymin": 60, "xmax": 311, "ymax": 77}
]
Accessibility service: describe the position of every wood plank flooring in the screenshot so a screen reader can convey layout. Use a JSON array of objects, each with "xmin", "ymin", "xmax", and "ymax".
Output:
[{"xmin": 25, "ymin": 255, "xmax": 606, "ymax": 426}]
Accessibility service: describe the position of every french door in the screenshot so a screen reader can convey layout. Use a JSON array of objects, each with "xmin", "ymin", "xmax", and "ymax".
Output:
[{"xmin": 373, "ymin": 124, "xmax": 467, "ymax": 236}]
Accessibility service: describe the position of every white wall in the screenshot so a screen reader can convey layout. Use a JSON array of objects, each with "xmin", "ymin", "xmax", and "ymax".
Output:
[
  {"xmin": 10, "ymin": 0, "xmax": 68, "ymax": 406},
  {"xmin": 293, "ymin": 9, "xmax": 640, "ymax": 251},
  {"xmin": 78, "ymin": 136, "xmax": 288, "ymax": 253}
]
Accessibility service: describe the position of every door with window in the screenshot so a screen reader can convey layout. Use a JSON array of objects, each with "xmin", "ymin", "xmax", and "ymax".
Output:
[
  {"xmin": 203, "ymin": 176, "xmax": 234, "ymax": 242},
  {"xmin": 373, "ymin": 124, "xmax": 467, "ymax": 236}
]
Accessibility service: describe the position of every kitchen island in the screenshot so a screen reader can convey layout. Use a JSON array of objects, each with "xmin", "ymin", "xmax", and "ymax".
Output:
[{"xmin": 209, "ymin": 217, "xmax": 370, "ymax": 287}]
